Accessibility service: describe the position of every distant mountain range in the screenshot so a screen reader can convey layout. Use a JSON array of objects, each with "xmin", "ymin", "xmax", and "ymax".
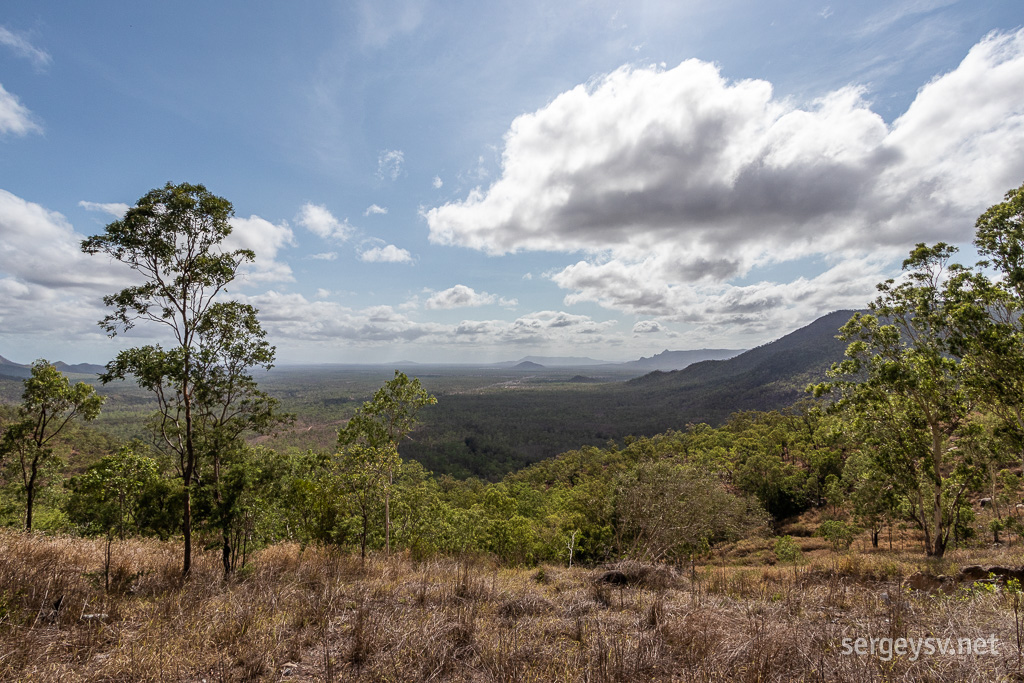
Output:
[
  {"xmin": 0, "ymin": 355, "xmax": 106, "ymax": 380},
  {"xmin": 620, "ymin": 348, "xmax": 745, "ymax": 371},
  {"xmin": 622, "ymin": 309, "xmax": 857, "ymax": 419},
  {"xmin": 490, "ymin": 349, "xmax": 745, "ymax": 370}
]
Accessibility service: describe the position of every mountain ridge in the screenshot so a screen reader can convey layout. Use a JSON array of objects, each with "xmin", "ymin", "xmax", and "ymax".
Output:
[{"xmin": 0, "ymin": 356, "xmax": 106, "ymax": 379}]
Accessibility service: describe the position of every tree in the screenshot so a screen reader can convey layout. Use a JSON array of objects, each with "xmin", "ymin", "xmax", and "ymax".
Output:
[
  {"xmin": 0, "ymin": 360, "xmax": 103, "ymax": 529},
  {"xmin": 335, "ymin": 442, "xmax": 396, "ymax": 561},
  {"xmin": 82, "ymin": 181, "xmax": 272, "ymax": 577},
  {"xmin": 843, "ymin": 449, "xmax": 897, "ymax": 548},
  {"xmin": 815, "ymin": 244, "xmax": 980, "ymax": 557},
  {"xmin": 66, "ymin": 446, "xmax": 159, "ymax": 590},
  {"xmin": 191, "ymin": 302, "xmax": 283, "ymax": 577},
  {"xmin": 946, "ymin": 182, "xmax": 1024, "ymax": 466},
  {"xmin": 337, "ymin": 371, "xmax": 436, "ymax": 555},
  {"xmin": 614, "ymin": 459, "xmax": 766, "ymax": 563}
]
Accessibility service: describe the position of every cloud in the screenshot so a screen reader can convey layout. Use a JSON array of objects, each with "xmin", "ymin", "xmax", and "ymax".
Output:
[
  {"xmin": 0, "ymin": 83, "xmax": 41, "ymax": 136},
  {"xmin": 225, "ymin": 215, "xmax": 296, "ymax": 284},
  {"xmin": 360, "ymin": 244, "xmax": 413, "ymax": 263},
  {"xmin": 311, "ymin": 251, "xmax": 338, "ymax": 261},
  {"xmin": 424, "ymin": 284, "xmax": 517, "ymax": 309},
  {"xmin": 632, "ymin": 320, "xmax": 665, "ymax": 334},
  {"xmin": 237, "ymin": 290, "xmax": 616, "ymax": 352},
  {"xmin": 426, "ymin": 30, "xmax": 1024, "ymax": 334},
  {"xmin": 364, "ymin": 204, "xmax": 388, "ymax": 216},
  {"xmin": 78, "ymin": 201, "xmax": 130, "ymax": 218},
  {"xmin": 452, "ymin": 311, "xmax": 616, "ymax": 345},
  {"xmin": 236, "ymin": 291, "xmax": 445, "ymax": 344},
  {"xmin": 377, "ymin": 149, "xmax": 405, "ymax": 180},
  {"xmin": 556, "ymin": 256, "xmax": 890, "ymax": 340},
  {"xmin": 0, "ymin": 189, "xmax": 138, "ymax": 339},
  {"xmin": 296, "ymin": 203, "xmax": 354, "ymax": 242},
  {"xmin": 0, "ymin": 26, "xmax": 51, "ymax": 69},
  {"xmin": 432, "ymin": 176, "xmax": 443, "ymax": 189}
]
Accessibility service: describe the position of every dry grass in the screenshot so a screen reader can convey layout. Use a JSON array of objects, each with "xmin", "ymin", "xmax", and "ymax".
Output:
[{"xmin": 2, "ymin": 529, "xmax": 1024, "ymax": 681}]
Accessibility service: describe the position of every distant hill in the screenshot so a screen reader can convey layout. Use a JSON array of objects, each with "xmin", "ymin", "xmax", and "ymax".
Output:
[
  {"xmin": 513, "ymin": 361, "xmax": 545, "ymax": 370},
  {"xmin": 493, "ymin": 351, "xmax": 746, "ymax": 369},
  {"xmin": 623, "ymin": 309, "xmax": 858, "ymax": 420},
  {"xmin": 620, "ymin": 348, "xmax": 745, "ymax": 371},
  {"xmin": 0, "ymin": 355, "xmax": 105, "ymax": 379},
  {"xmin": 0, "ymin": 355, "xmax": 31, "ymax": 379},
  {"xmin": 493, "ymin": 356, "xmax": 612, "ymax": 368},
  {"xmin": 54, "ymin": 361, "xmax": 106, "ymax": 375},
  {"xmin": 405, "ymin": 310, "xmax": 861, "ymax": 479}
]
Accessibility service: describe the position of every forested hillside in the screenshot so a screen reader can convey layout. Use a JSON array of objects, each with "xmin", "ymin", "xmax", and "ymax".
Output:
[{"xmin": 404, "ymin": 310, "xmax": 855, "ymax": 478}]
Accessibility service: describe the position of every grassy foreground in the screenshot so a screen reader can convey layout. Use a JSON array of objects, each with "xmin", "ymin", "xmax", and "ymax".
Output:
[{"xmin": 1, "ymin": 530, "xmax": 1023, "ymax": 681}]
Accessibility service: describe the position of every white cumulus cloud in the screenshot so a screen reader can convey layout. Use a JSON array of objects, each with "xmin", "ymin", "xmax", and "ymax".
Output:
[
  {"xmin": 360, "ymin": 244, "xmax": 413, "ymax": 263},
  {"xmin": 0, "ymin": 189, "xmax": 137, "ymax": 339},
  {"xmin": 296, "ymin": 203, "xmax": 354, "ymax": 242},
  {"xmin": 424, "ymin": 284, "xmax": 516, "ymax": 309},
  {"xmin": 425, "ymin": 30, "xmax": 1024, "ymax": 335},
  {"xmin": 225, "ymin": 215, "xmax": 296, "ymax": 284}
]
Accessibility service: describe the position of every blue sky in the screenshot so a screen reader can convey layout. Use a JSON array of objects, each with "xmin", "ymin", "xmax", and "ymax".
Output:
[{"xmin": 1, "ymin": 1, "xmax": 1023, "ymax": 364}]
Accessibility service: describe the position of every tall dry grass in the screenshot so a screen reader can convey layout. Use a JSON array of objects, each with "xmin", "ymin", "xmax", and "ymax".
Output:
[{"xmin": 1, "ymin": 528, "xmax": 1023, "ymax": 681}]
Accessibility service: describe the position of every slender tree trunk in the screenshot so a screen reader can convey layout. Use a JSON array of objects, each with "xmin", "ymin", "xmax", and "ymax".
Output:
[
  {"xmin": 25, "ymin": 455, "xmax": 38, "ymax": 531},
  {"xmin": 105, "ymin": 532, "xmax": 113, "ymax": 592},
  {"xmin": 25, "ymin": 480, "xmax": 34, "ymax": 530},
  {"xmin": 182, "ymin": 479, "xmax": 193, "ymax": 577},
  {"xmin": 917, "ymin": 489, "xmax": 934, "ymax": 556},
  {"xmin": 360, "ymin": 512, "xmax": 368, "ymax": 563},
  {"xmin": 222, "ymin": 534, "xmax": 232, "ymax": 578},
  {"xmin": 931, "ymin": 426, "xmax": 945, "ymax": 558},
  {"xmin": 182, "ymin": 357, "xmax": 194, "ymax": 578},
  {"xmin": 385, "ymin": 473, "xmax": 392, "ymax": 555},
  {"xmin": 213, "ymin": 452, "xmax": 232, "ymax": 579}
]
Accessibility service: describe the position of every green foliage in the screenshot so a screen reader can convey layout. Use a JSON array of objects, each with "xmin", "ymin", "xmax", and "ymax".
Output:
[
  {"xmin": 817, "ymin": 520, "xmax": 855, "ymax": 552},
  {"xmin": 814, "ymin": 244, "xmax": 981, "ymax": 557},
  {"xmin": 773, "ymin": 535, "xmax": 802, "ymax": 565},
  {"xmin": 615, "ymin": 459, "xmax": 766, "ymax": 562},
  {"xmin": 65, "ymin": 445, "xmax": 159, "ymax": 538},
  {"xmin": 0, "ymin": 360, "xmax": 104, "ymax": 529},
  {"xmin": 337, "ymin": 371, "xmax": 436, "ymax": 556},
  {"xmin": 82, "ymin": 181, "xmax": 279, "ymax": 577},
  {"xmin": 842, "ymin": 449, "xmax": 896, "ymax": 547},
  {"xmin": 338, "ymin": 370, "xmax": 438, "ymax": 450}
]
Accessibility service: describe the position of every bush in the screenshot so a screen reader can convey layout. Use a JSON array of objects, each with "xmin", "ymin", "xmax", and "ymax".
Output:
[{"xmin": 817, "ymin": 520, "xmax": 855, "ymax": 552}]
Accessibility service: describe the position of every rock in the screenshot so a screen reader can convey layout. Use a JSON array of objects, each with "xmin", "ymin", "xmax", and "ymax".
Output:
[
  {"xmin": 907, "ymin": 571, "xmax": 946, "ymax": 593},
  {"xmin": 595, "ymin": 561, "xmax": 676, "ymax": 590},
  {"xmin": 958, "ymin": 565, "xmax": 991, "ymax": 583},
  {"xmin": 975, "ymin": 566, "xmax": 1024, "ymax": 583}
]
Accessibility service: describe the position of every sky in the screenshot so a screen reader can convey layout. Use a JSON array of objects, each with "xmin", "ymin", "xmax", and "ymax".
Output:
[{"xmin": 1, "ymin": 1, "xmax": 1023, "ymax": 365}]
